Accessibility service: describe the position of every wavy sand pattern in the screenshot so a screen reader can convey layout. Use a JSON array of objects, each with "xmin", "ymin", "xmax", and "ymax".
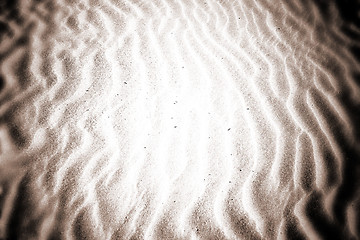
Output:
[{"xmin": 0, "ymin": 0, "xmax": 360, "ymax": 239}]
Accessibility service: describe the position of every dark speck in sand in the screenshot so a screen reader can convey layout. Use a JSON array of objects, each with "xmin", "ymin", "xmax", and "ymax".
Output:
[{"xmin": 228, "ymin": 128, "xmax": 231, "ymax": 131}]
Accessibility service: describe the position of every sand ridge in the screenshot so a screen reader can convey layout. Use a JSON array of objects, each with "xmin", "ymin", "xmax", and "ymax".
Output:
[{"xmin": 0, "ymin": 0, "xmax": 359, "ymax": 239}]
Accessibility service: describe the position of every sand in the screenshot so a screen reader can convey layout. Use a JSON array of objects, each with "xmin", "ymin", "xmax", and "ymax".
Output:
[{"xmin": 0, "ymin": 0, "xmax": 360, "ymax": 239}]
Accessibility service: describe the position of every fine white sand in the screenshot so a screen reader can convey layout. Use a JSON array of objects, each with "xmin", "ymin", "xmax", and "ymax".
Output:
[{"xmin": 0, "ymin": 0, "xmax": 360, "ymax": 239}]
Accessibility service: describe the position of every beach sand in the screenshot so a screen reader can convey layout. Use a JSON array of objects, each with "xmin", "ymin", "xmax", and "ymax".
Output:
[{"xmin": 0, "ymin": 0, "xmax": 359, "ymax": 239}]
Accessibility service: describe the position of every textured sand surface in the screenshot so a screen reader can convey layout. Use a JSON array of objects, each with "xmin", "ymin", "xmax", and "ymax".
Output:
[{"xmin": 0, "ymin": 0, "xmax": 360, "ymax": 239}]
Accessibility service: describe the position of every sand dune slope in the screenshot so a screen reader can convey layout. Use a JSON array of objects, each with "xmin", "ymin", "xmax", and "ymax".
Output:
[{"xmin": 0, "ymin": 0, "xmax": 360, "ymax": 239}]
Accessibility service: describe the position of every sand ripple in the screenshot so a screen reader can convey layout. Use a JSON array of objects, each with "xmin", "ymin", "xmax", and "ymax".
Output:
[{"xmin": 0, "ymin": 0, "xmax": 359, "ymax": 239}]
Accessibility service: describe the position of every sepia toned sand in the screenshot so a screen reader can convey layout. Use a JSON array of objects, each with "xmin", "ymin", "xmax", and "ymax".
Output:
[{"xmin": 0, "ymin": 0, "xmax": 360, "ymax": 239}]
